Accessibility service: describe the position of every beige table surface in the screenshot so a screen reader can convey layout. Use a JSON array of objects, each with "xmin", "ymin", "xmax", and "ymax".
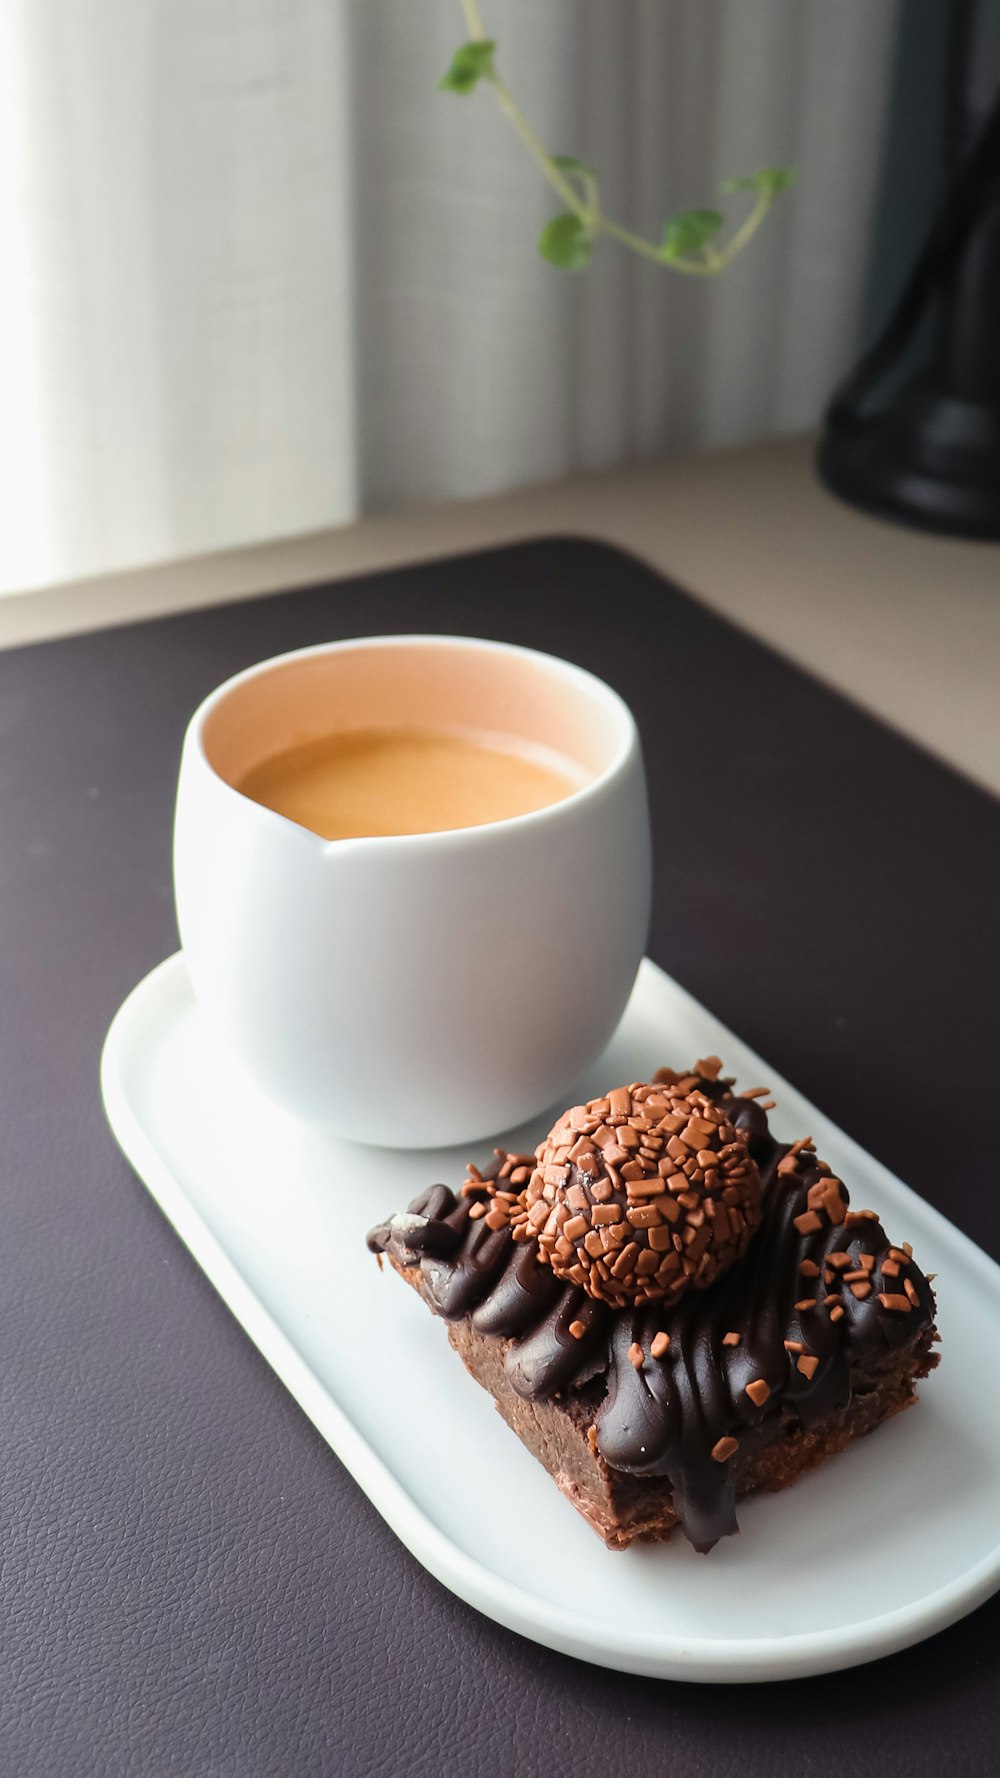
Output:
[{"xmin": 2, "ymin": 435, "xmax": 998, "ymax": 797}]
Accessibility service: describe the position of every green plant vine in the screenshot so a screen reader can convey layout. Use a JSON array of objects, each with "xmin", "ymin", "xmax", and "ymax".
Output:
[{"xmin": 440, "ymin": 0, "xmax": 794, "ymax": 274}]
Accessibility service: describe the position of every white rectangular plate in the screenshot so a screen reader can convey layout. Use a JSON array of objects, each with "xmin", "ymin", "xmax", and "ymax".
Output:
[{"xmin": 101, "ymin": 954, "xmax": 1000, "ymax": 1683}]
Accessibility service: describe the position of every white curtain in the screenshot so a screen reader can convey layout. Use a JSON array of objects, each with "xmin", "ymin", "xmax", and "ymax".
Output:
[{"xmin": 0, "ymin": 0, "xmax": 900, "ymax": 596}]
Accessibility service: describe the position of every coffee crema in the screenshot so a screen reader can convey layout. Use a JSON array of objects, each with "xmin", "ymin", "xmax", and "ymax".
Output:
[{"xmin": 235, "ymin": 725, "xmax": 583, "ymax": 840}]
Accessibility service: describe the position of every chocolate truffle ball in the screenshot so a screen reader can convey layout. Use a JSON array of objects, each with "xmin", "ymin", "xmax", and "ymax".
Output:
[{"xmin": 507, "ymin": 1079, "xmax": 764, "ymax": 1310}]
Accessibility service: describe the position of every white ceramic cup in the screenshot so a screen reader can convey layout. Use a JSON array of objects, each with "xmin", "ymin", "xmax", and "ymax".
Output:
[{"xmin": 173, "ymin": 634, "xmax": 651, "ymax": 1147}]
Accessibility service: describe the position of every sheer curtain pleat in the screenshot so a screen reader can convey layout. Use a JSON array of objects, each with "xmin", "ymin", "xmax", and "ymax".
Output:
[
  {"xmin": 0, "ymin": 0, "xmax": 899, "ymax": 593},
  {"xmin": 0, "ymin": 0, "xmax": 356, "ymax": 593}
]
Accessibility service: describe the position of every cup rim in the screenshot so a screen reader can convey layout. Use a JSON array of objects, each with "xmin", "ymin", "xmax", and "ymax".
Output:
[{"xmin": 185, "ymin": 632, "xmax": 641, "ymax": 850}]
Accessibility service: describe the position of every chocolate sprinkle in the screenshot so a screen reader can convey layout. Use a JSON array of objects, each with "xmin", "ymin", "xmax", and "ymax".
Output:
[{"xmin": 478, "ymin": 1078, "xmax": 764, "ymax": 1310}]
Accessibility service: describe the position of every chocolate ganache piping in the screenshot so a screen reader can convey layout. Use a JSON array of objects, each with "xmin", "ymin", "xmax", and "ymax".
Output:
[{"xmin": 368, "ymin": 1072, "xmax": 937, "ymax": 1550}]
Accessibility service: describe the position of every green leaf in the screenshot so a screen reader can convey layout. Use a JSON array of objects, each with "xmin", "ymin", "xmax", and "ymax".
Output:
[
  {"xmin": 438, "ymin": 39, "xmax": 497, "ymax": 94},
  {"xmin": 551, "ymin": 153, "xmax": 599, "ymax": 212},
  {"xmin": 661, "ymin": 208, "xmax": 724, "ymax": 260},
  {"xmin": 720, "ymin": 165, "xmax": 796, "ymax": 197},
  {"xmin": 551, "ymin": 154, "xmax": 597, "ymax": 180},
  {"xmin": 755, "ymin": 165, "xmax": 796, "ymax": 196},
  {"xmin": 537, "ymin": 212, "xmax": 591, "ymax": 270}
]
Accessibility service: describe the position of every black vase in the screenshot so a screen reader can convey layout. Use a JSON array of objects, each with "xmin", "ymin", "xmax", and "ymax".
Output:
[{"xmin": 817, "ymin": 9, "xmax": 1000, "ymax": 540}]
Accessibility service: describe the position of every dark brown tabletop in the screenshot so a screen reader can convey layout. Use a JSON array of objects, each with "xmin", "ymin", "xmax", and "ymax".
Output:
[{"xmin": 2, "ymin": 538, "xmax": 998, "ymax": 1777}]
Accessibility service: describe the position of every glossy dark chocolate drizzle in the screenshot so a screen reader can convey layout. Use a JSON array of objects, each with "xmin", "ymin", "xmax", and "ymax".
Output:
[{"xmin": 369, "ymin": 1089, "xmax": 936, "ymax": 1550}]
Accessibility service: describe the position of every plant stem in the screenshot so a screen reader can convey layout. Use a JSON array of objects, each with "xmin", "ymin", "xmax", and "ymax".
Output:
[
  {"xmin": 456, "ymin": 0, "xmax": 777, "ymax": 276},
  {"xmin": 460, "ymin": 0, "xmax": 595, "ymax": 219},
  {"xmin": 460, "ymin": 0, "xmax": 487, "ymax": 36},
  {"xmin": 712, "ymin": 193, "xmax": 773, "ymax": 269},
  {"xmin": 491, "ymin": 85, "xmax": 593, "ymax": 217},
  {"xmin": 598, "ymin": 215, "xmax": 717, "ymax": 275}
]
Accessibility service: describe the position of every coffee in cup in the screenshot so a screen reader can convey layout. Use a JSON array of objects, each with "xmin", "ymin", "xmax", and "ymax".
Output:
[{"xmin": 174, "ymin": 634, "xmax": 651, "ymax": 1147}]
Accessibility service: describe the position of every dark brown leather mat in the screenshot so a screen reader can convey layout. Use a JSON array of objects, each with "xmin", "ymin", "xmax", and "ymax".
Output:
[{"xmin": 2, "ymin": 537, "xmax": 997, "ymax": 1776}]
